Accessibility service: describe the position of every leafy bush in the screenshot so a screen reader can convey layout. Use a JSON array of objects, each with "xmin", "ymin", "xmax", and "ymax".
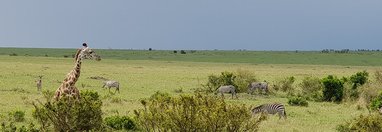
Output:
[
  {"xmin": 134, "ymin": 92, "xmax": 266, "ymax": 132},
  {"xmin": 300, "ymin": 76, "xmax": 323, "ymax": 101},
  {"xmin": 233, "ymin": 69, "xmax": 257, "ymax": 93},
  {"xmin": 337, "ymin": 113, "xmax": 382, "ymax": 132},
  {"xmin": 32, "ymin": 90, "xmax": 104, "ymax": 131},
  {"xmin": 8, "ymin": 110, "xmax": 25, "ymax": 122},
  {"xmin": 375, "ymin": 70, "xmax": 382, "ymax": 83},
  {"xmin": 104, "ymin": 115, "xmax": 137, "ymax": 130},
  {"xmin": 350, "ymin": 71, "xmax": 369, "ymax": 89},
  {"xmin": 357, "ymin": 83, "xmax": 382, "ymax": 110},
  {"xmin": 321, "ymin": 75, "xmax": 344, "ymax": 102},
  {"xmin": 204, "ymin": 71, "xmax": 237, "ymax": 93},
  {"xmin": 288, "ymin": 95, "xmax": 308, "ymax": 106},
  {"xmin": 1, "ymin": 122, "xmax": 39, "ymax": 132},
  {"xmin": 273, "ymin": 76, "xmax": 295, "ymax": 94},
  {"xmin": 370, "ymin": 91, "xmax": 382, "ymax": 111}
]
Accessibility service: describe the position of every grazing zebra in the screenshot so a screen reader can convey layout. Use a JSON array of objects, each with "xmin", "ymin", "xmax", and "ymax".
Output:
[
  {"xmin": 215, "ymin": 85, "xmax": 238, "ymax": 99},
  {"xmin": 102, "ymin": 80, "xmax": 120, "ymax": 93},
  {"xmin": 36, "ymin": 76, "xmax": 43, "ymax": 91},
  {"xmin": 379, "ymin": 107, "xmax": 382, "ymax": 114},
  {"xmin": 247, "ymin": 82, "xmax": 269, "ymax": 94},
  {"xmin": 252, "ymin": 103, "xmax": 287, "ymax": 119}
]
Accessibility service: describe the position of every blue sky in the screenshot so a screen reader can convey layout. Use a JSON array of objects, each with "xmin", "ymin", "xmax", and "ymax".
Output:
[{"xmin": 0, "ymin": 1, "xmax": 381, "ymax": 50}]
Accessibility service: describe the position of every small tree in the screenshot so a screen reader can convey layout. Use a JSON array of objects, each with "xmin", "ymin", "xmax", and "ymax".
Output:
[
  {"xmin": 370, "ymin": 91, "xmax": 382, "ymax": 111},
  {"xmin": 204, "ymin": 71, "xmax": 237, "ymax": 93},
  {"xmin": 322, "ymin": 75, "xmax": 344, "ymax": 102},
  {"xmin": 300, "ymin": 77, "xmax": 323, "ymax": 101},
  {"xmin": 134, "ymin": 92, "xmax": 266, "ymax": 131},
  {"xmin": 33, "ymin": 90, "xmax": 104, "ymax": 131},
  {"xmin": 350, "ymin": 71, "xmax": 369, "ymax": 89}
]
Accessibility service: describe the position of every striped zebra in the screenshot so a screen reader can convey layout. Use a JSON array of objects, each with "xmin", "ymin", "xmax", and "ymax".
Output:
[
  {"xmin": 247, "ymin": 82, "xmax": 269, "ymax": 94},
  {"xmin": 102, "ymin": 80, "xmax": 120, "ymax": 93},
  {"xmin": 252, "ymin": 103, "xmax": 287, "ymax": 119}
]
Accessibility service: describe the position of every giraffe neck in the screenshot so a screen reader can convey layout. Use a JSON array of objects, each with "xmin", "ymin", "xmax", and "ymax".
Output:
[{"xmin": 64, "ymin": 53, "xmax": 83, "ymax": 86}]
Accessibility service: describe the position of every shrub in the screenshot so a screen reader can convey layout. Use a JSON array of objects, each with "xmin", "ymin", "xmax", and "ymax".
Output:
[
  {"xmin": 350, "ymin": 71, "xmax": 369, "ymax": 89},
  {"xmin": 337, "ymin": 113, "xmax": 382, "ymax": 132},
  {"xmin": 375, "ymin": 70, "xmax": 382, "ymax": 83},
  {"xmin": 104, "ymin": 115, "xmax": 137, "ymax": 130},
  {"xmin": 300, "ymin": 76, "xmax": 323, "ymax": 101},
  {"xmin": 233, "ymin": 69, "xmax": 257, "ymax": 93},
  {"xmin": 180, "ymin": 50, "xmax": 186, "ymax": 54},
  {"xmin": 273, "ymin": 76, "xmax": 295, "ymax": 94},
  {"xmin": 9, "ymin": 53, "xmax": 17, "ymax": 56},
  {"xmin": 32, "ymin": 90, "xmax": 104, "ymax": 131},
  {"xmin": 370, "ymin": 91, "xmax": 382, "ymax": 111},
  {"xmin": 134, "ymin": 92, "xmax": 266, "ymax": 131},
  {"xmin": 288, "ymin": 95, "xmax": 308, "ymax": 106},
  {"xmin": 1, "ymin": 122, "xmax": 39, "ymax": 132},
  {"xmin": 8, "ymin": 110, "xmax": 25, "ymax": 122},
  {"xmin": 321, "ymin": 75, "xmax": 344, "ymax": 102},
  {"xmin": 203, "ymin": 71, "xmax": 237, "ymax": 93}
]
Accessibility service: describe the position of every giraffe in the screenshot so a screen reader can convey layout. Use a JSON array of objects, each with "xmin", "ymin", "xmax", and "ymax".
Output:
[{"xmin": 53, "ymin": 43, "xmax": 101, "ymax": 100}]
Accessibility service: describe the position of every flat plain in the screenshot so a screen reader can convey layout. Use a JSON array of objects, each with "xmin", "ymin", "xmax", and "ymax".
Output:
[{"xmin": 0, "ymin": 48, "xmax": 381, "ymax": 131}]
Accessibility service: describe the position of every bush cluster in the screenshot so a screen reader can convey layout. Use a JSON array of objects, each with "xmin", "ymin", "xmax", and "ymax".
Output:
[
  {"xmin": 370, "ymin": 91, "xmax": 382, "ymax": 111},
  {"xmin": 337, "ymin": 113, "xmax": 382, "ymax": 132},
  {"xmin": 322, "ymin": 75, "xmax": 344, "ymax": 102},
  {"xmin": 8, "ymin": 110, "xmax": 25, "ymax": 122},
  {"xmin": 288, "ymin": 95, "xmax": 308, "ymax": 106},
  {"xmin": 104, "ymin": 115, "xmax": 137, "ymax": 130},
  {"xmin": 300, "ymin": 76, "xmax": 323, "ymax": 101},
  {"xmin": 203, "ymin": 70, "xmax": 256, "ymax": 93},
  {"xmin": 273, "ymin": 76, "xmax": 295, "ymax": 94},
  {"xmin": 134, "ymin": 92, "xmax": 266, "ymax": 132},
  {"xmin": 32, "ymin": 90, "xmax": 103, "ymax": 131}
]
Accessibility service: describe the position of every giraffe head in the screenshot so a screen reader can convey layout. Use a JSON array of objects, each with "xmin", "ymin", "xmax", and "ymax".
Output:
[{"xmin": 75, "ymin": 44, "xmax": 101, "ymax": 61}]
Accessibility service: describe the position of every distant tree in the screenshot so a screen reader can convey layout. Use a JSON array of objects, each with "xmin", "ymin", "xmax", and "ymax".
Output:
[
  {"xmin": 148, "ymin": 48, "xmax": 152, "ymax": 51},
  {"xmin": 173, "ymin": 50, "xmax": 177, "ymax": 54},
  {"xmin": 180, "ymin": 50, "xmax": 186, "ymax": 54}
]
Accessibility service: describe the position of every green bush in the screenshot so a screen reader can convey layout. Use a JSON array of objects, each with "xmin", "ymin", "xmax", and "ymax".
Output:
[
  {"xmin": 203, "ymin": 71, "xmax": 237, "ymax": 92},
  {"xmin": 104, "ymin": 115, "xmax": 137, "ymax": 130},
  {"xmin": 233, "ymin": 69, "xmax": 257, "ymax": 93},
  {"xmin": 288, "ymin": 95, "xmax": 308, "ymax": 106},
  {"xmin": 1, "ymin": 122, "xmax": 39, "ymax": 132},
  {"xmin": 322, "ymin": 75, "xmax": 344, "ymax": 102},
  {"xmin": 375, "ymin": 70, "xmax": 382, "ymax": 83},
  {"xmin": 274, "ymin": 76, "xmax": 295, "ymax": 94},
  {"xmin": 337, "ymin": 113, "xmax": 382, "ymax": 132},
  {"xmin": 300, "ymin": 76, "xmax": 323, "ymax": 101},
  {"xmin": 350, "ymin": 71, "xmax": 369, "ymax": 89},
  {"xmin": 370, "ymin": 91, "xmax": 382, "ymax": 111},
  {"xmin": 8, "ymin": 110, "xmax": 25, "ymax": 122},
  {"xmin": 32, "ymin": 90, "xmax": 104, "ymax": 131},
  {"xmin": 134, "ymin": 92, "xmax": 266, "ymax": 132}
]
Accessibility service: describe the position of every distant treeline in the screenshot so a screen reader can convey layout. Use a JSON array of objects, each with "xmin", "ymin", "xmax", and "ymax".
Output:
[
  {"xmin": 2, "ymin": 47, "xmax": 382, "ymax": 66},
  {"xmin": 321, "ymin": 49, "xmax": 382, "ymax": 53}
]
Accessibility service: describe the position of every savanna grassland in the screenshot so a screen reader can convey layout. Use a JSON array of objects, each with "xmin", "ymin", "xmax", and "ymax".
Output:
[{"xmin": 1, "ymin": 48, "xmax": 382, "ymax": 131}]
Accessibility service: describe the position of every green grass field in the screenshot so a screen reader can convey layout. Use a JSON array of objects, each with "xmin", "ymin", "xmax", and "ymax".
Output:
[{"xmin": 0, "ymin": 48, "xmax": 381, "ymax": 131}]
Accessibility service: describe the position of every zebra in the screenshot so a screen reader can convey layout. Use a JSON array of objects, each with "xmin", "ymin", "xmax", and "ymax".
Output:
[
  {"xmin": 36, "ymin": 75, "xmax": 43, "ymax": 91},
  {"xmin": 251, "ymin": 103, "xmax": 287, "ymax": 119},
  {"xmin": 215, "ymin": 85, "xmax": 238, "ymax": 99},
  {"xmin": 247, "ymin": 82, "xmax": 269, "ymax": 94},
  {"xmin": 102, "ymin": 80, "xmax": 120, "ymax": 93}
]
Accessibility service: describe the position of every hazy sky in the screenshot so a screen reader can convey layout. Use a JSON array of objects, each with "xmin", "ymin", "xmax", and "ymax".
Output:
[{"xmin": 0, "ymin": 1, "xmax": 381, "ymax": 50}]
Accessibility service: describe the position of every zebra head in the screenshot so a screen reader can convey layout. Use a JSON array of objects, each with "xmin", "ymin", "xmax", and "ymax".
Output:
[{"xmin": 78, "ymin": 44, "xmax": 101, "ymax": 61}]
